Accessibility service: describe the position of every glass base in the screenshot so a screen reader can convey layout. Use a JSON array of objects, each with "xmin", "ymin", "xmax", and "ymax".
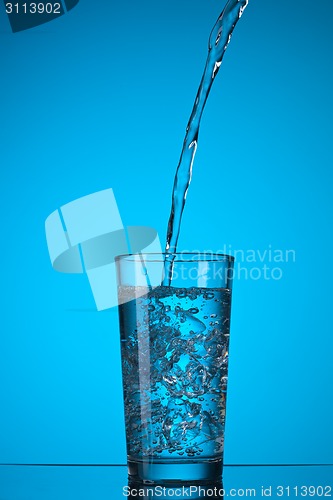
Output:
[{"xmin": 128, "ymin": 458, "xmax": 223, "ymax": 484}]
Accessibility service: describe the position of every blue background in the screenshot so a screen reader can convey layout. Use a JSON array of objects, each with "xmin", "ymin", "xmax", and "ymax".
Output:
[{"xmin": 0, "ymin": 0, "xmax": 332, "ymax": 466}]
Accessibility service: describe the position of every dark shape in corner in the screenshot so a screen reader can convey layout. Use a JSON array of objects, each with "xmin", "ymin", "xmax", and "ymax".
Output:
[
  {"xmin": 3, "ymin": 0, "xmax": 79, "ymax": 33},
  {"xmin": 63, "ymin": 0, "xmax": 79, "ymax": 11}
]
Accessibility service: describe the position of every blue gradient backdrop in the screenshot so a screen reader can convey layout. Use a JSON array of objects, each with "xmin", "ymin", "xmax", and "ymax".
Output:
[{"xmin": 0, "ymin": 0, "xmax": 332, "ymax": 465}]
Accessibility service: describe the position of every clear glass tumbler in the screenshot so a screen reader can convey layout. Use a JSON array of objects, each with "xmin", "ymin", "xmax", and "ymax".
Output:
[{"xmin": 116, "ymin": 253, "xmax": 234, "ymax": 483}]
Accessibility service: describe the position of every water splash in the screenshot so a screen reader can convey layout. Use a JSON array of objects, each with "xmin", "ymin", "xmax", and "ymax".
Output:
[
  {"xmin": 119, "ymin": 286, "xmax": 231, "ymax": 460},
  {"xmin": 163, "ymin": 0, "xmax": 249, "ymax": 283}
]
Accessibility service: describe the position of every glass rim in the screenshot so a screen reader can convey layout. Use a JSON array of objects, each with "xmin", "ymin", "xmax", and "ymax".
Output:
[{"xmin": 115, "ymin": 252, "xmax": 235, "ymax": 263}]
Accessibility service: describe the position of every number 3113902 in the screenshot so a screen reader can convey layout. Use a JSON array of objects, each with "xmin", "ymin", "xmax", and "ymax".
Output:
[{"xmin": 5, "ymin": 3, "xmax": 62, "ymax": 14}]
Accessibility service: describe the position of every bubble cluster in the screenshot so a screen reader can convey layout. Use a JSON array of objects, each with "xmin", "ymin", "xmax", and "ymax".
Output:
[{"xmin": 119, "ymin": 286, "xmax": 231, "ymax": 460}]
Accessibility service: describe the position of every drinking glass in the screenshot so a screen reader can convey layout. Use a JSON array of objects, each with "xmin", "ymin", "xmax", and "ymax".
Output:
[{"xmin": 116, "ymin": 253, "xmax": 234, "ymax": 483}]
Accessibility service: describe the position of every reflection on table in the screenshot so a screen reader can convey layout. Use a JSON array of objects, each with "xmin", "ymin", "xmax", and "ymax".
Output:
[{"xmin": 0, "ymin": 465, "xmax": 331, "ymax": 499}]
